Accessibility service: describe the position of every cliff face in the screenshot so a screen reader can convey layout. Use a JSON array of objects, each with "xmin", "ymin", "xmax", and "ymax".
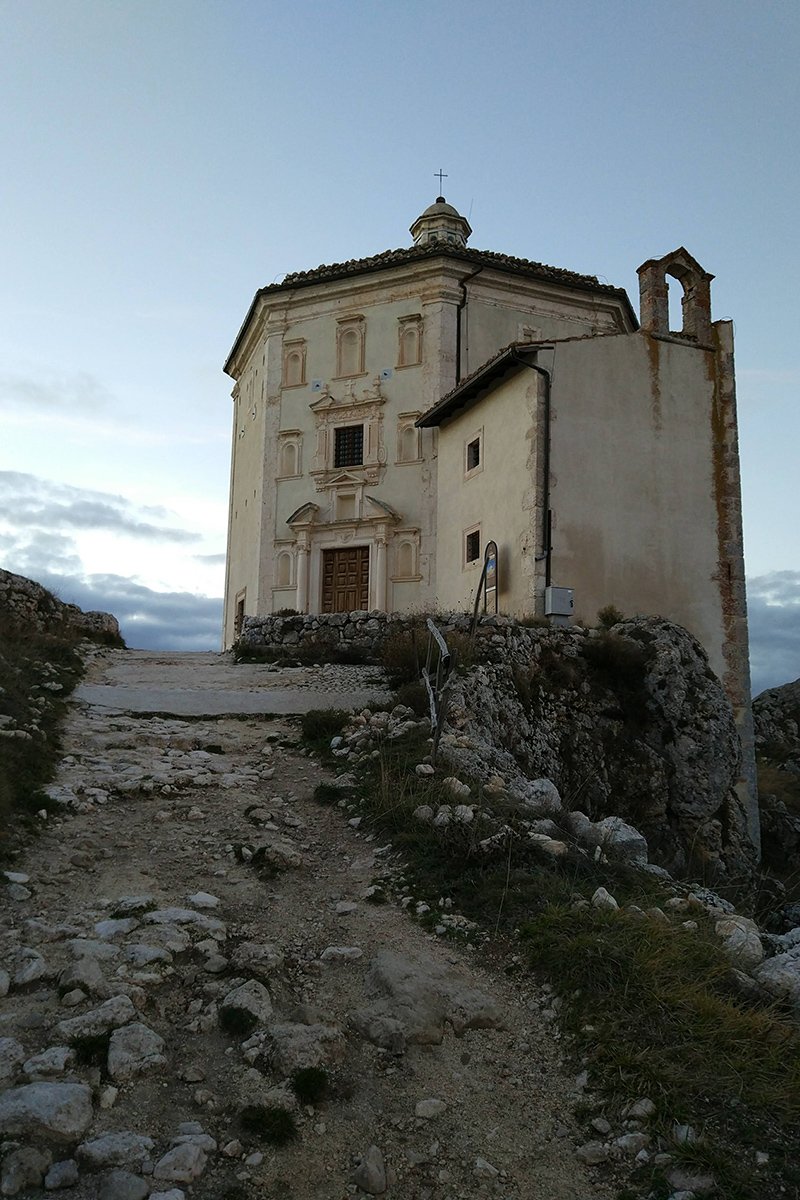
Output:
[
  {"xmin": 441, "ymin": 617, "xmax": 755, "ymax": 880},
  {"xmin": 0, "ymin": 569, "xmax": 120, "ymax": 642}
]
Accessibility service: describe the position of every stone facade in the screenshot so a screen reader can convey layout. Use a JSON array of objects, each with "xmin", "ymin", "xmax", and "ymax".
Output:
[{"xmin": 222, "ymin": 197, "xmax": 635, "ymax": 646}]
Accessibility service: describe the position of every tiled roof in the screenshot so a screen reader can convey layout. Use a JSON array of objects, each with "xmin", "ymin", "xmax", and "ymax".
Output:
[
  {"xmin": 262, "ymin": 240, "xmax": 625, "ymax": 298},
  {"xmin": 416, "ymin": 342, "xmax": 535, "ymax": 428}
]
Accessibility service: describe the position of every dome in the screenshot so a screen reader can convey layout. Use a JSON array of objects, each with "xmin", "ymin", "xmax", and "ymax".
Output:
[
  {"xmin": 421, "ymin": 197, "xmax": 462, "ymax": 218},
  {"xmin": 409, "ymin": 195, "xmax": 472, "ymax": 248}
]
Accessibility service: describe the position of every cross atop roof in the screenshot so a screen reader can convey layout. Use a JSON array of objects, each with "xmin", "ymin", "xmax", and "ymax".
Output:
[{"xmin": 435, "ymin": 168, "xmax": 448, "ymax": 194}]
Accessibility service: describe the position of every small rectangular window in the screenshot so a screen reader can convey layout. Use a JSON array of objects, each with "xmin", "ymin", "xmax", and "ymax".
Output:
[
  {"xmin": 465, "ymin": 529, "xmax": 481, "ymax": 563},
  {"xmin": 334, "ymin": 424, "xmax": 364, "ymax": 467},
  {"xmin": 466, "ymin": 438, "xmax": 481, "ymax": 471}
]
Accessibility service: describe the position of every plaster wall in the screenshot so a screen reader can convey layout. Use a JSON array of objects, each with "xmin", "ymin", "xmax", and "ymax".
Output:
[
  {"xmin": 462, "ymin": 274, "xmax": 629, "ymax": 379},
  {"xmin": 546, "ymin": 331, "xmax": 730, "ymax": 683},
  {"xmin": 434, "ymin": 371, "xmax": 538, "ymax": 614}
]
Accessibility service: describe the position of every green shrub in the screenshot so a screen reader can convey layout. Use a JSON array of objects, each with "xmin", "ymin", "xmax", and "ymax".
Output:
[
  {"xmin": 313, "ymin": 783, "xmax": 347, "ymax": 806},
  {"xmin": 380, "ymin": 625, "xmax": 426, "ymax": 686},
  {"xmin": 0, "ymin": 615, "xmax": 84, "ymax": 856},
  {"xmin": 219, "ymin": 1005, "xmax": 258, "ymax": 1036},
  {"xmin": 239, "ymin": 1104, "xmax": 298, "ymax": 1145},
  {"xmin": 758, "ymin": 760, "xmax": 800, "ymax": 814},
  {"xmin": 395, "ymin": 680, "xmax": 429, "ymax": 717},
  {"xmin": 300, "ymin": 709, "xmax": 349, "ymax": 751},
  {"xmin": 290, "ymin": 1066, "xmax": 329, "ymax": 1104},
  {"xmin": 596, "ymin": 603, "xmax": 625, "ymax": 630}
]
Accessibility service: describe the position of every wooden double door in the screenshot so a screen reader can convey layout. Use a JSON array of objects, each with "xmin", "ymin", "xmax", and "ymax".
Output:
[{"xmin": 322, "ymin": 546, "xmax": 370, "ymax": 613}]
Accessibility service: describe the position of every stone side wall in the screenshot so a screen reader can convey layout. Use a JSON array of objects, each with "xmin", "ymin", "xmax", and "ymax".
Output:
[
  {"xmin": 0, "ymin": 569, "xmax": 120, "ymax": 640},
  {"xmin": 240, "ymin": 609, "xmax": 503, "ymax": 657}
]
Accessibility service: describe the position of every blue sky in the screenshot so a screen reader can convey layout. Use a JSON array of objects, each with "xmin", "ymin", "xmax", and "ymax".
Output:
[{"xmin": 1, "ymin": 0, "xmax": 797, "ymax": 695}]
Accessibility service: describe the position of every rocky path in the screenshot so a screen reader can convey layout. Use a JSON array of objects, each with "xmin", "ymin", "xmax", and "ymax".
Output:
[{"xmin": 1, "ymin": 650, "xmax": 612, "ymax": 1200}]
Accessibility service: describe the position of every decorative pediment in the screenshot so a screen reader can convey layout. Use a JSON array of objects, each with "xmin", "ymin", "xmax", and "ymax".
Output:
[
  {"xmin": 286, "ymin": 501, "xmax": 320, "ymax": 528},
  {"xmin": 365, "ymin": 495, "xmax": 402, "ymax": 522},
  {"xmin": 309, "ymin": 377, "xmax": 386, "ymax": 417},
  {"xmin": 325, "ymin": 470, "xmax": 365, "ymax": 488}
]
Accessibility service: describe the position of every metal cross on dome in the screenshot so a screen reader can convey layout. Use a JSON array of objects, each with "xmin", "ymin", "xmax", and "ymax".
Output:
[{"xmin": 435, "ymin": 169, "xmax": 448, "ymax": 194}]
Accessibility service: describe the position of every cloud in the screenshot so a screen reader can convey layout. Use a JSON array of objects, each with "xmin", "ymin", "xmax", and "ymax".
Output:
[
  {"xmin": 747, "ymin": 571, "xmax": 800, "ymax": 698},
  {"xmin": 193, "ymin": 553, "xmax": 226, "ymax": 565},
  {"xmin": 0, "ymin": 370, "xmax": 111, "ymax": 411},
  {"xmin": 5, "ymin": 530, "xmax": 84, "ymax": 577},
  {"xmin": 33, "ymin": 570, "xmax": 222, "ymax": 651},
  {"xmin": 0, "ymin": 472, "xmax": 200, "ymax": 543}
]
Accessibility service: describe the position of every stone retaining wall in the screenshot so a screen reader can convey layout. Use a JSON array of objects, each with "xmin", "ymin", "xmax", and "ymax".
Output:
[
  {"xmin": 0, "ymin": 569, "xmax": 120, "ymax": 640},
  {"xmin": 239, "ymin": 610, "xmax": 520, "ymax": 658}
]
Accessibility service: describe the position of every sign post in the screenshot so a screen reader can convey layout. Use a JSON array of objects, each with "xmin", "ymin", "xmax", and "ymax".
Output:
[{"xmin": 483, "ymin": 540, "xmax": 498, "ymax": 614}]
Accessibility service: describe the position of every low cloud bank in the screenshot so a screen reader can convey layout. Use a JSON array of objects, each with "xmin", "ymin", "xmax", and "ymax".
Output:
[
  {"xmin": 32, "ymin": 571, "xmax": 222, "ymax": 651},
  {"xmin": 747, "ymin": 571, "xmax": 800, "ymax": 698}
]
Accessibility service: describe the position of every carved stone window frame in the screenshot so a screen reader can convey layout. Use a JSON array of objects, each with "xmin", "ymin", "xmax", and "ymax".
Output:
[
  {"xmin": 396, "ymin": 314, "xmax": 423, "ymax": 369},
  {"xmin": 277, "ymin": 430, "xmax": 303, "ymax": 479},
  {"xmin": 335, "ymin": 315, "xmax": 366, "ymax": 379},
  {"xmin": 309, "ymin": 379, "xmax": 387, "ymax": 491},
  {"xmin": 391, "ymin": 528, "xmax": 422, "ymax": 582},
  {"xmin": 273, "ymin": 544, "xmax": 296, "ymax": 590},
  {"xmin": 396, "ymin": 412, "xmax": 422, "ymax": 464},
  {"xmin": 282, "ymin": 339, "xmax": 307, "ymax": 389}
]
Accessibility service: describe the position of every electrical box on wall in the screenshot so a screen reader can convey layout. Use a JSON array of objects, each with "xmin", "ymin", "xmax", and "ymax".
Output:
[{"xmin": 544, "ymin": 586, "xmax": 574, "ymax": 617}]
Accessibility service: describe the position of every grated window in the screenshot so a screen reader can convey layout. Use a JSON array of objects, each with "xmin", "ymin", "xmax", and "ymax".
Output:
[
  {"xmin": 465, "ymin": 530, "xmax": 480, "ymax": 563},
  {"xmin": 334, "ymin": 424, "xmax": 364, "ymax": 467}
]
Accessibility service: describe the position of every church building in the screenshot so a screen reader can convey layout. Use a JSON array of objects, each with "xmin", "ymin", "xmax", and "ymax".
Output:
[{"xmin": 222, "ymin": 196, "xmax": 751, "ymax": 757}]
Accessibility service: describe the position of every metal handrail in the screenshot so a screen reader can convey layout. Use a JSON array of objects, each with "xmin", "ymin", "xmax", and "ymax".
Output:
[{"xmin": 421, "ymin": 617, "xmax": 454, "ymax": 762}]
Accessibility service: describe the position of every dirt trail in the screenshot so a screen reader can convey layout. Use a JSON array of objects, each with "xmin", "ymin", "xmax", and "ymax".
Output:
[{"xmin": 0, "ymin": 649, "xmax": 612, "ymax": 1200}]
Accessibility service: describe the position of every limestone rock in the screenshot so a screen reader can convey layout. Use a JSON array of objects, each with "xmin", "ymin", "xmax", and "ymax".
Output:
[
  {"xmin": 352, "ymin": 1145, "xmax": 387, "ymax": 1195},
  {"xmin": 1, "ymin": 1146, "xmax": 52, "ymax": 1196},
  {"xmin": 220, "ymin": 980, "xmax": 273, "ymax": 1026},
  {"xmin": 754, "ymin": 946, "xmax": 800, "ymax": 1009},
  {"xmin": 229, "ymin": 941, "xmax": 284, "ymax": 980},
  {"xmin": 58, "ymin": 956, "xmax": 109, "ymax": 998},
  {"xmin": 715, "ymin": 915, "xmax": 765, "ymax": 970},
  {"xmin": 519, "ymin": 777, "xmax": 562, "ymax": 815},
  {"xmin": 0, "ymin": 1082, "xmax": 93, "ymax": 1143},
  {"xmin": 591, "ymin": 887, "xmax": 619, "ymax": 912},
  {"xmin": 352, "ymin": 951, "xmax": 503, "ymax": 1049},
  {"xmin": 55, "ymin": 994, "xmax": 136, "ymax": 1042},
  {"xmin": 77, "ymin": 1131, "xmax": 155, "ymax": 1170},
  {"xmin": 107, "ymin": 1022, "xmax": 167, "ymax": 1080},
  {"xmin": 443, "ymin": 617, "xmax": 754, "ymax": 877},
  {"xmin": 0, "ymin": 1037, "xmax": 26, "ymax": 1085},
  {"xmin": 98, "ymin": 1171, "xmax": 149, "ymax": 1200},
  {"xmin": 12, "ymin": 947, "xmax": 49, "ymax": 986},
  {"xmin": 575, "ymin": 1140, "xmax": 609, "ymax": 1164},
  {"xmin": 265, "ymin": 1022, "xmax": 345, "ymax": 1074},
  {"xmin": 22, "ymin": 1046, "xmax": 75, "ymax": 1081},
  {"xmin": 415, "ymin": 1098, "xmax": 447, "ymax": 1118},
  {"xmin": 666, "ymin": 1166, "xmax": 717, "ymax": 1194},
  {"xmin": 43, "ymin": 1159, "xmax": 80, "ymax": 1190},
  {"xmin": 152, "ymin": 1142, "xmax": 208, "ymax": 1183},
  {"xmin": 593, "ymin": 816, "xmax": 649, "ymax": 864}
]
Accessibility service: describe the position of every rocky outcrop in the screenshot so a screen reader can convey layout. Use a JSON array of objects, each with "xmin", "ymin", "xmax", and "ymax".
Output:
[
  {"xmin": 753, "ymin": 678, "xmax": 800, "ymax": 869},
  {"xmin": 439, "ymin": 617, "xmax": 754, "ymax": 879},
  {"xmin": 754, "ymin": 677, "xmax": 800, "ymax": 769},
  {"xmin": 0, "ymin": 569, "xmax": 120, "ymax": 642}
]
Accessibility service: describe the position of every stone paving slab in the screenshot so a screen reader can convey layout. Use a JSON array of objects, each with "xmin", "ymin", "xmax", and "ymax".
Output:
[
  {"xmin": 73, "ymin": 651, "xmax": 392, "ymax": 716},
  {"xmin": 73, "ymin": 682, "xmax": 390, "ymax": 716}
]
